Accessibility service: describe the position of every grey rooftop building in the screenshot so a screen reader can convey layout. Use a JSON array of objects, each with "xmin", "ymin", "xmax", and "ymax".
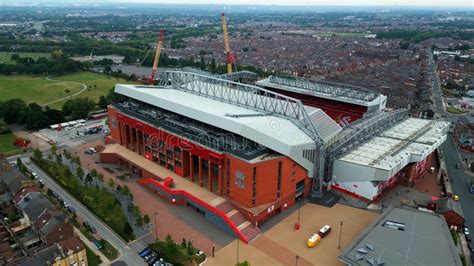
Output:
[{"xmin": 338, "ymin": 206, "xmax": 462, "ymax": 266}]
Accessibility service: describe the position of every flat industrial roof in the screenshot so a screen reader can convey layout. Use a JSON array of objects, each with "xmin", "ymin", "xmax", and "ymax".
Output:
[
  {"xmin": 256, "ymin": 77, "xmax": 387, "ymax": 108},
  {"xmin": 338, "ymin": 206, "xmax": 462, "ymax": 266},
  {"xmin": 334, "ymin": 118, "xmax": 448, "ymax": 181},
  {"xmin": 115, "ymin": 84, "xmax": 341, "ymax": 176}
]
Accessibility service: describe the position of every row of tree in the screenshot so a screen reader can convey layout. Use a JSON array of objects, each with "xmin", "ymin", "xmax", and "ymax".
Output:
[
  {"xmin": 0, "ymin": 51, "xmax": 85, "ymax": 75},
  {"xmin": 0, "ymin": 97, "xmax": 97, "ymax": 130}
]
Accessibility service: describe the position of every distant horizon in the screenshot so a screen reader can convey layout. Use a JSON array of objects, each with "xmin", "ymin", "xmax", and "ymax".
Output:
[{"xmin": 2, "ymin": 0, "xmax": 474, "ymax": 8}]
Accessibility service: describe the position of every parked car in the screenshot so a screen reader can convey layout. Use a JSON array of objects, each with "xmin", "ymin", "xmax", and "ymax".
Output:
[
  {"xmin": 39, "ymin": 179, "xmax": 45, "ymax": 185},
  {"xmin": 139, "ymin": 247, "xmax": 152, "ymax": 258},
  {"xmin": 465, "ymin": 226, "xmax": 470, "ymax": 235},
  {"xmin": 148, "ymin": 256, "xmax": 159, "ymax": 266},
  {"xmin": 32, "ymin": 172, "xmax": 38, "ymax": 179},
  {"xmin": 92, "ymin": 239, "xmax": 102, "ymax": 249},
  {"xmin": 469, "ymin": 187, "xmax": 474, "ymax": 194},
  {"xmin": 144, "ymin": 252, "xmax": 157, "ymax": 263},
  {"xmin": 318, "ymin": 225, "xmax": 332, "ymax": 238},
  {"xmin": 453, "ymin": 195, "xmax": 460, "ymax": 201},
  {"xmin": 63, "ymin": 201, "xmax": 69, "ymax": 208},
  {"xmin": 456, "ymin": 163, "xmax": 461, "ymax": 169},
  {"xmin": 67, "ymin": 206, "xmax": 76, "ymax": 214},
  {"xmin": 466, "ymin": 235, "xmax": 471, "ymax": 242},
  {"xmin": 89, "ymin": 225, "xmax": 97, "ymax": 234}
]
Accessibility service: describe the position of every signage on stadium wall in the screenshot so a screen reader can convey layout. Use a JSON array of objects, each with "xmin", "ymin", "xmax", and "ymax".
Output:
[
  {"xmin": 267, "ymin": 205, "xmax": 274, "ymax": 213},
  {"xmin": 235, "ymin": 170, "xmax": 246, "ymax": 189}
]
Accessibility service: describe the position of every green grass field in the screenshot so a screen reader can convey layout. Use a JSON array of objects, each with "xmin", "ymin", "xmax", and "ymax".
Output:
[
  {"xmin": 0, "ymin": 52, "xmax": 51, "ymax": 64},
  {"xmin": 0, "ymin": 71, "xmax": 134, "ymax": 109},
  {"xmin": 50, "ymin": 71, "xmax": 133, "ymax": 109},
  {"xmin": 0, "ymin": 75, "xmax": 82, "ymax": 106},
  {"xmin": 0, "ymin": 133, "xmax": 22, "ymax": 155}
]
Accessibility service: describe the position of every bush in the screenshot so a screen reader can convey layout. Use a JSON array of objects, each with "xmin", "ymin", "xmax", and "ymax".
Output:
[
  {"xmin": 148, "ymin": 234, "xmax": 204, "ymax": 266},
  {"xmin": 450, "ymin": 228, "xmax": 458, "ymax": 246}
]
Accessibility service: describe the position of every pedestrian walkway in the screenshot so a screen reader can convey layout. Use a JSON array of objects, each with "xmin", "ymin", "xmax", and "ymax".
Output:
[
  {"xmin": 251, "ymin": 236, "xmax": 313, "ymax": 266},
  {"xmin": 71, "ymin": 141, "xmax": 230, "ymax": 255}
]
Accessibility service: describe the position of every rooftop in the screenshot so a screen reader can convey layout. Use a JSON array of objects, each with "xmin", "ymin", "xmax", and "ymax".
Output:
[
  {"xmin": 256, "ymin": 76, "xmax": 387, "ymax": 108},
  {"xmin": 334, "ymin": 118, "xmax": 449, "ymax": 181},
  {"xmin": 338, "ymin": 206, "xmax": 462, "ymax": 266},
  {"xmin": 115, "ymin": 81, "xmax": 342, "ymax": 176}
]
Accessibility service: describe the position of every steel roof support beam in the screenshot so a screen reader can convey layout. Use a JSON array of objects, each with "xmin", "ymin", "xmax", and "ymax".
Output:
[{"xmin": 267, "ymin": 76, "xmax": 378, "ymax": 102}]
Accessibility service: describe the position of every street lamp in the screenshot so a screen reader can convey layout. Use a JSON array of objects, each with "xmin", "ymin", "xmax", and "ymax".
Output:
[
  {"xmin": 236, "ymin": 238, "xmax": 240, "ymax": 265},
  {"xmin": 154, "ymin": 212, "xmax": 158, "ymax": 239},
  {"xmin": 338, "ymin": 221, "xmax": 344, "ymax": 249},
  {"xmin": 295, "ymin": 255, "xmax": 299, "ymax": 266}
]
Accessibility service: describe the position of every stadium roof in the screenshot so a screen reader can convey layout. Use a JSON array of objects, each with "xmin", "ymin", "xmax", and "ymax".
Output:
[
  {"xmin": 256, "ymin": 76, "xmax": 387, "ymax": 109},
  {"xmin": 338, "ymin": 206, "xmax": 462, "ymax": 266},
  {"xmin": 333, "ymin": 118, "xmax": 449, "ymax": 182},
  {"xmin": 115, "ymin": 83, "xmax": 341, "ymax": 176}
]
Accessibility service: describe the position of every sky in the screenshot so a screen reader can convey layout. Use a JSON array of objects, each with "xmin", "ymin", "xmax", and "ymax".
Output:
[{"xmin": 116, "ymin": 0, "xmax": 474, "ymax": 7}]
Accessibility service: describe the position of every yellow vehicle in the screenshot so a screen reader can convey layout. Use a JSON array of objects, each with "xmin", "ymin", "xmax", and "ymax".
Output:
[
  {"xmin": 307, "ymin": 233, "xmax": 321, "ymax": 248},
  {"xmin": 453, "ymin": 195, "xmax": 459, "ymax": 201}
]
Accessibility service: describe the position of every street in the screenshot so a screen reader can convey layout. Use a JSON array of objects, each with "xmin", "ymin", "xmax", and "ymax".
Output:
[
  {"xmin": 442, "ymin": 134, "xmax": 474, "ymax": 230},
  {"xmin": 428, "ymin": 49, "xmax": 445, "ymax": 115},
  {"xmin": 20, "ymin": 157, "xmax": 146, "ymax": 266}
]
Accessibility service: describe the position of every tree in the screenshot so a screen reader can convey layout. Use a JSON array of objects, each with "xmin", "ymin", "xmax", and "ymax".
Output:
[
  {"xmin": 210, "ymin": 57, "xmax": 217, "ymax": 72},
  {"xmin": 62, "ymin": 98, "xmax": 96, "ymax": 120},
  {"xmin": 76, "ymin": 167, "xmax": 84, "ymax": 179},
  {"xmin": 97, "ymin": 173, "xmax": 104, "ymax": 183},
  {"xmin": 200, "ymin": 56, "xmax": 205, "ymax": 70},
  {"xmin": 50, "ymin": 144, "xmax": 58, "ymax": 155},
  {"xmin": 107, "ymin": 178, "xmax": 115, "ymax": 188},
  {"xmin": 144, "ymin": 214, "xmax": 150, "ymax": 224},
  {"xmin": 33, "ymin": 148, "xmax": 42, "ymax": 161},
  {"xmin": 236, "ymin": 260, "xmax": 250, "ymax": 266},
  {"xmin": 85, "ymin": 173, "xmax": 93, "ymax": 185},
  {"xmin": 1, "ymin": 98, "xmax": 26, "ymax": 124},
  {"xmin": 98, "ymin": 96, "xmax": 109, "ymax": 109},
  {"xmin": 122, "ymin": 184, "xmax": 130, "ymax": 196},
  {"xmin": 136, "ymin": 215, "xmax": 143, "ymax": 227}
]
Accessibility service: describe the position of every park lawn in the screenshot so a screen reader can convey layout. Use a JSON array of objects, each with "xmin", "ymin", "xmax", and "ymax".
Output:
[
  {"xmin": 0, "ymin": 52, "xmax": 51, "ymax": 64},
  {"xmin": 0, "ymin": 75, "xmax": 82, "ymax": 106},
  {"xmin": 0, "ymin": 133, "xmax": 22, "ymax": 155},
  {"xmin": 50, "ymin": 71, "xmax": 136, "ymax": 109},
  {"xmin": 85, "ymin": 245, "xmax": 103, "ymax": 266}
]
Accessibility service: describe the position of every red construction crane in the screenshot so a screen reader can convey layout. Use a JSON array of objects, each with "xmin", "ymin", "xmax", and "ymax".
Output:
[
  {"xmin": 150, "ymin": 29, "xmax": 165, "ymax": 84},
  {"xmin": 221, "ymin": 13, "xmax": 235, "ymax": 74}
]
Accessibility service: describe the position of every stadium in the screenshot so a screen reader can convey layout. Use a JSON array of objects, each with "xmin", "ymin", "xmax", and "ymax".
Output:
[{"xmin": 100, "ymin": 71, "xmax": 449, "ymax": 243}]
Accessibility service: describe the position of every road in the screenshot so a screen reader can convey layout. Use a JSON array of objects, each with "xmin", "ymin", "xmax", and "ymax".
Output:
[
  {"xmin": 21, "ymin": 157, "xmax": 146, "ymax": 266},
  {"xmin": 428, "ymin": 50, "xmax": 445, "ymax": 115},
  {"xmin": 442, "ymin": 133, "xmax": 474, "ymax": 230}
]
